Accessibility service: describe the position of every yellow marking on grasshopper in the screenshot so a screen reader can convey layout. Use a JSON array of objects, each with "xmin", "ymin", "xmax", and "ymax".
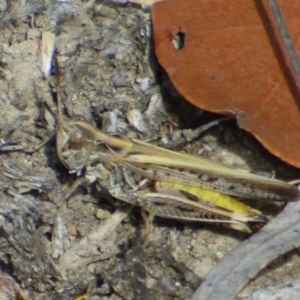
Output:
[
  {"xmin": 71, "ymin": 287, "xmax": 87, "ymax": 300},
  {"xmin": 158, "ymin": 181, "xmax": 261, "ymax": 216}
]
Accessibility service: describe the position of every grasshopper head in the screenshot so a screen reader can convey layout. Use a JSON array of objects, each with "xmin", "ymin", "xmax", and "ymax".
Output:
[{"xmin": 56, "ymin": 115, "xmax": 94, "ymax": 175}]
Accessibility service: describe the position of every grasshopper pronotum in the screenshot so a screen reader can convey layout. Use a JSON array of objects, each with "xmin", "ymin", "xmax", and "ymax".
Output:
[{"xmin": 55, "ymin": 67, "xmax": 299, "ymax": 233}]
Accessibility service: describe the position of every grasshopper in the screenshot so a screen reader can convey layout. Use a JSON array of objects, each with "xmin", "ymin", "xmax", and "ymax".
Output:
[{"xmin": 55, "ymin": 76, "xmax": 299, "ymax": 233}]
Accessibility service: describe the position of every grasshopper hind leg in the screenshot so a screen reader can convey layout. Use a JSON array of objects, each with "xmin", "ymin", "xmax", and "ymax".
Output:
[{"xmin": 107, "ymin": 184, "xmax": 268, "ymax": 233}]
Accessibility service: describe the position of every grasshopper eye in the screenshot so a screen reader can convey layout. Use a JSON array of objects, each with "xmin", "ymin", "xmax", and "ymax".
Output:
[{"xmin": 68, "ymin": 127, "xmax": 87, "ymax": 150}]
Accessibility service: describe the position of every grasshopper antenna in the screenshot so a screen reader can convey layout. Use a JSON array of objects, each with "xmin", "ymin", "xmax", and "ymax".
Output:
[{"xmin": 54, "ymin": 55, "xmax": 64, "ymax": 126}]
